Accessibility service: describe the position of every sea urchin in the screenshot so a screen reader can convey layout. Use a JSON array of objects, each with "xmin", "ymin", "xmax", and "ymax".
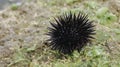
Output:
[{"xmin": 47, "ymin": 12, "xmax": 95, "ymax": 55}]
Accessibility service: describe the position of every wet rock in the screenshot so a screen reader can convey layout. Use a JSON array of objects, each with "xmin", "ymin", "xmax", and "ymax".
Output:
[{"xmin": 0, "ymin": 46, "xmax": 13, "ymax": 58}]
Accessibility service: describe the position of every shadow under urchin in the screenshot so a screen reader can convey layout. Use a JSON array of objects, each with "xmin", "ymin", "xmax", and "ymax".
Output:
[{"xmin": 47, "ymin": 11, "xmax": 95, "ymax": 55}]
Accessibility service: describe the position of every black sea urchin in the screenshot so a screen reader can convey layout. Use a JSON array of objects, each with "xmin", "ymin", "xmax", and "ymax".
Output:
[{"xmin": 47, "ymin": 12, "xmax": 95, "ymax": 55}]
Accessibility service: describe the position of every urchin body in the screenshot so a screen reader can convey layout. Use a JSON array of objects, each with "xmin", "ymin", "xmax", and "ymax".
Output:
[{"xmin": 47, "ymin": 12, "xmax": 95, "ymax": 55}]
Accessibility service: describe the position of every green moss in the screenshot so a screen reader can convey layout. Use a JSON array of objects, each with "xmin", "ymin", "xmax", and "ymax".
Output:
[
  {"xmin": 96, "ymin": 7, "xmax": 117, "ymax": 25},
  {"xmin": 11, "ymin": 4, "xmax": 19, "ymax": 10}
]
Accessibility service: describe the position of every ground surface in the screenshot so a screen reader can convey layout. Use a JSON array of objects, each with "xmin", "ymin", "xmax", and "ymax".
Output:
[{"xmin": 0, "ymin": 0, "xmax": 120, "ymax": 67}]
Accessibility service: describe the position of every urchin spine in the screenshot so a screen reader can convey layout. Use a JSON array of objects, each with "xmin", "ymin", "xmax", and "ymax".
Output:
[{"xmin": 47, "ymin": 12, "xmax": 95, "ymax": 55}]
